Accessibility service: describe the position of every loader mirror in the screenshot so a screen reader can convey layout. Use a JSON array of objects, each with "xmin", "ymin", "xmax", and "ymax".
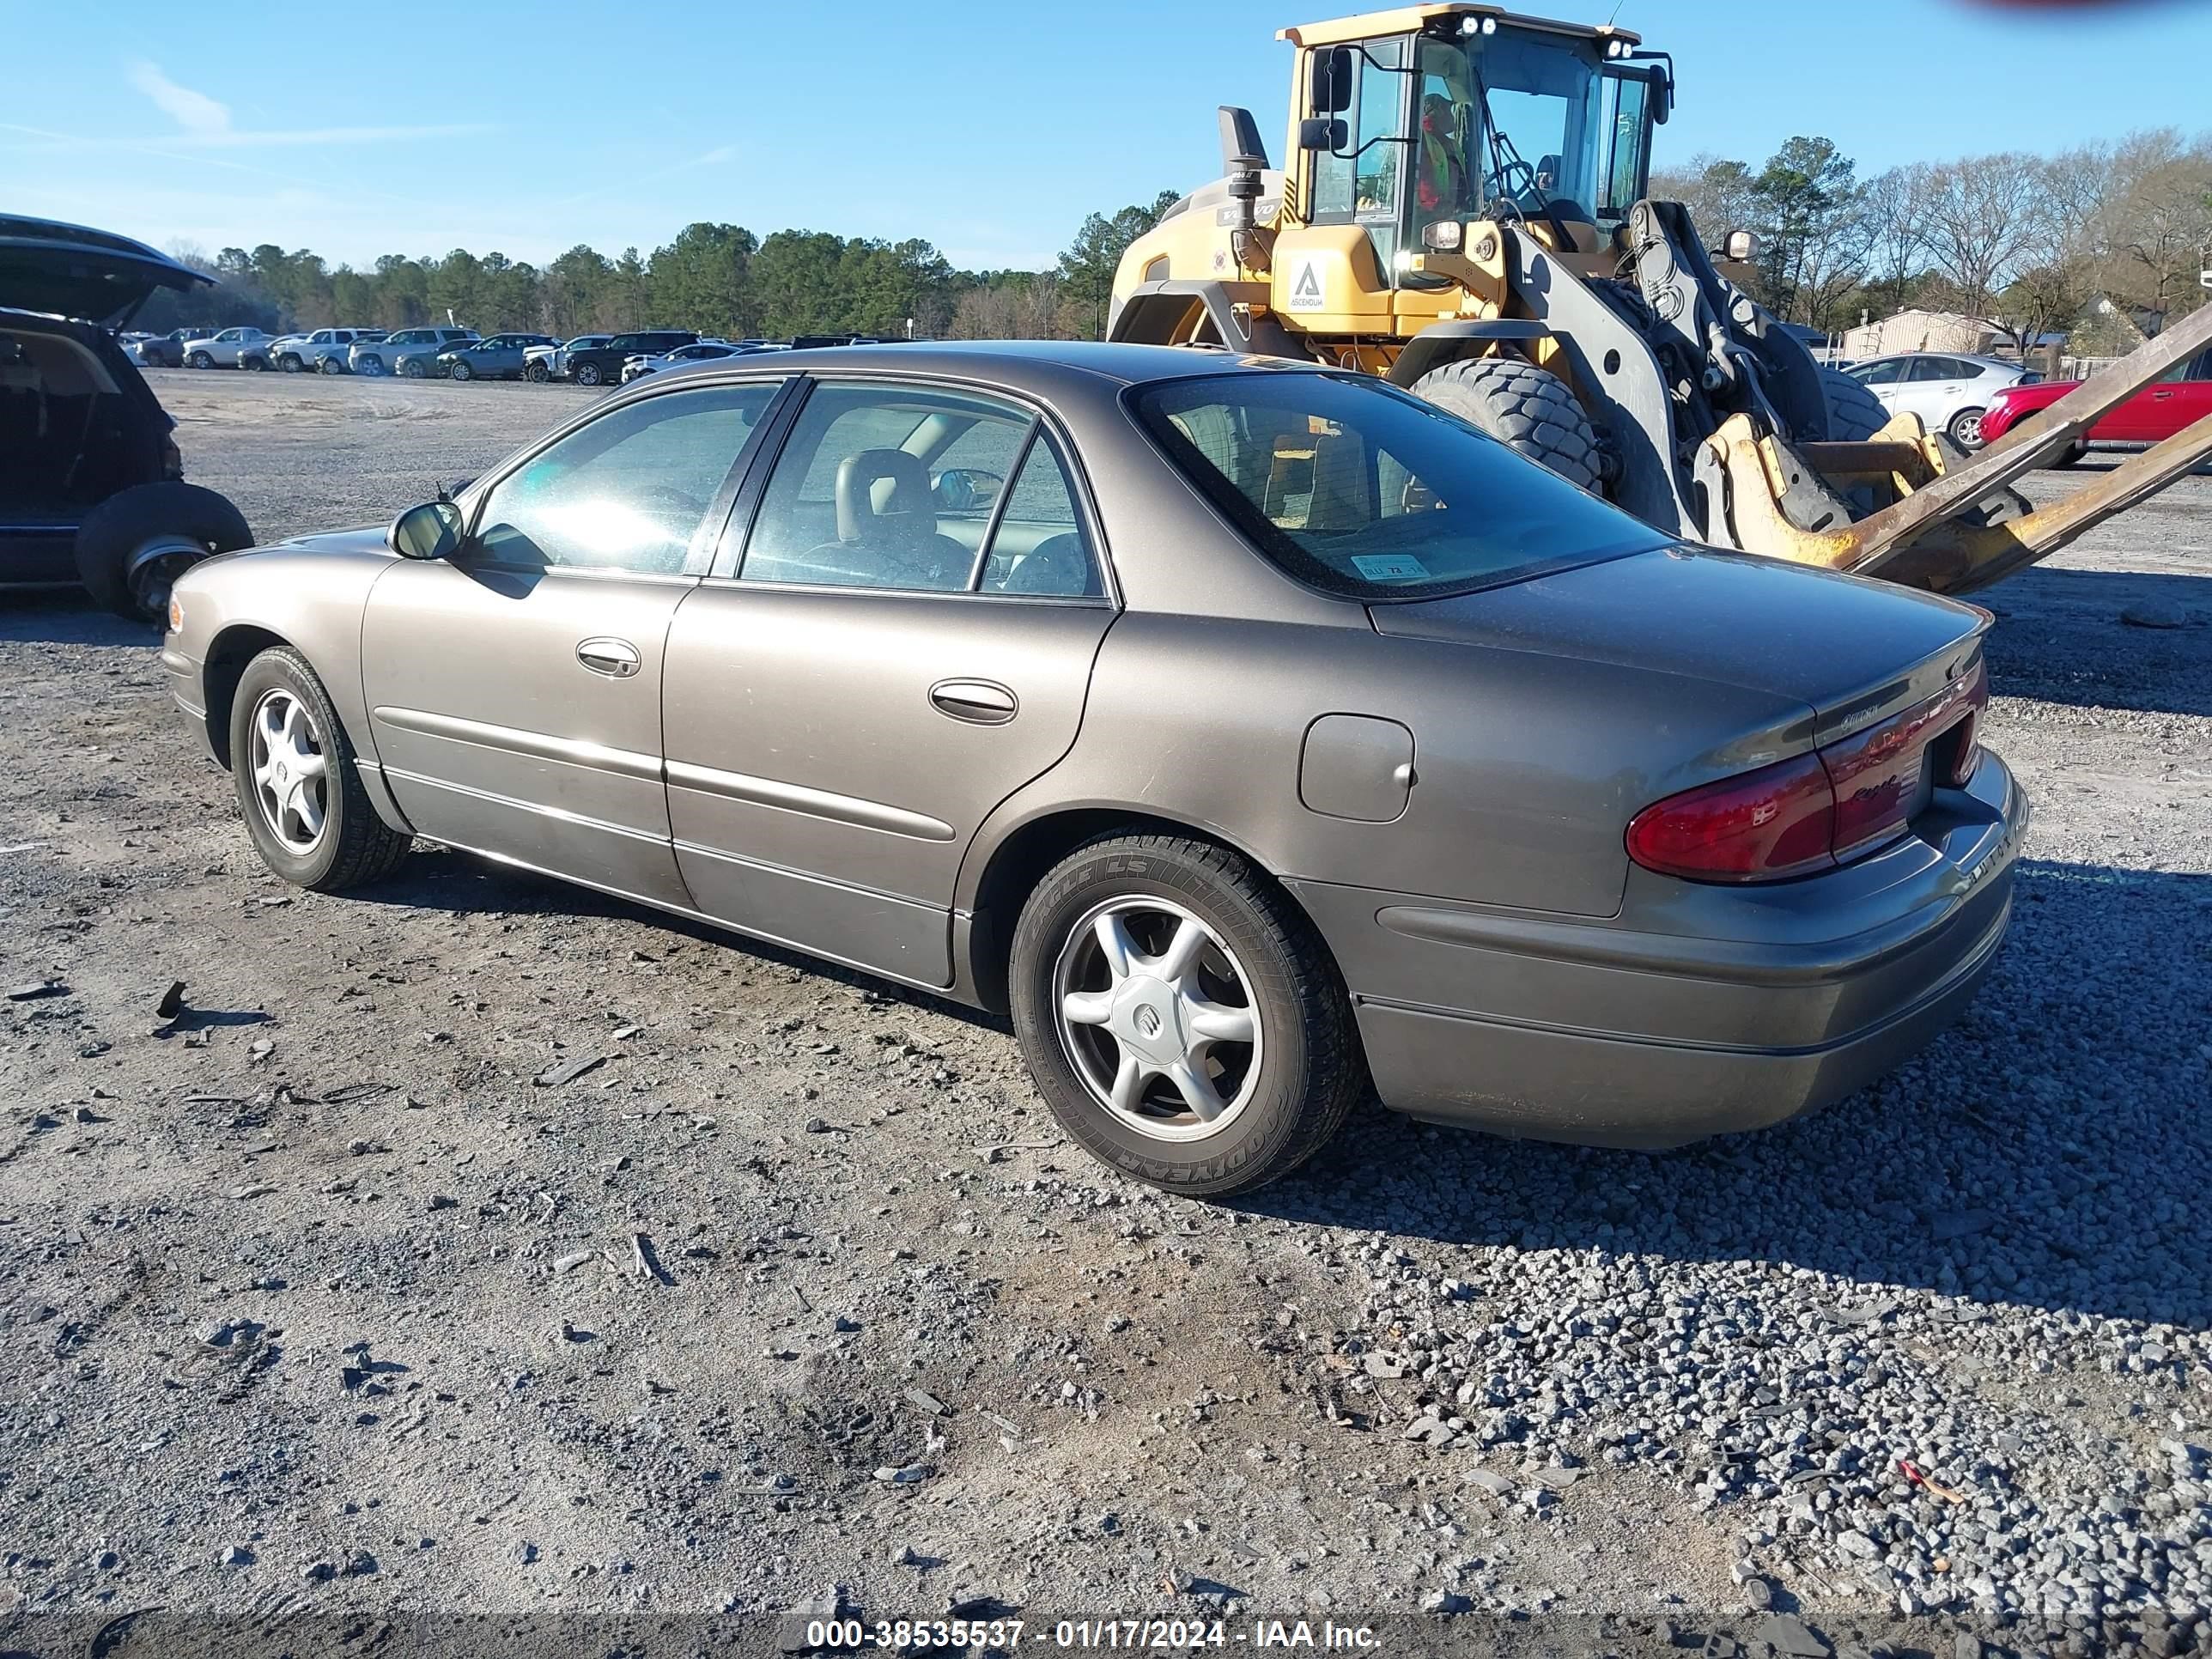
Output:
[
  {"xmin": 1310, "ymin": 46, "xmax": 1352, "ymax": 114},
  {"xmin": 1298, "ymin": 117, "xmax": 1348, "ymax": 154}
]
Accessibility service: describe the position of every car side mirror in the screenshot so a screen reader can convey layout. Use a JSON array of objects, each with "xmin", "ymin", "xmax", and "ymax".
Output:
[
  {"xmin": 931, "ymin": 468, "xmax": 1004, "ymax": 514},
  {"xmin": 1309, "ymin": 46, "xmax": 1352, "ymax": 114},
  {"xmin": 388, "ymin": 499, "xmax": 465, "ymax": 561}
]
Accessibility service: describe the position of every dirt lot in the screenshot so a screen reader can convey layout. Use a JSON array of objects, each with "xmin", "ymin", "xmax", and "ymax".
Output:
[{"xmin": 2, "ymin": 369, "xmax": 2208, "ymax": 1657}]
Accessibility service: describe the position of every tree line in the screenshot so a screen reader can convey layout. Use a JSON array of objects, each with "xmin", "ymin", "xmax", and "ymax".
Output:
[
  {"xmin": 138, "ymin": 192, "xmax": 1186, "ymax": 344},
  {"xmin": 1652, "ymin": 128, "xmax": 2212, "ymax": 349},
  {"xmin": 138, "ymin": 127, "xmax": 2209, "ymax": 354}
]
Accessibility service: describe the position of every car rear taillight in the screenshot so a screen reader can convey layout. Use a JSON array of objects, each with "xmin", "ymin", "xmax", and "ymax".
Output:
[
  {"xmin": 1626, "ymin": 752, "xmax": 1837, "ymax": 882},
  {"xmin": 1627, "ymin": 659, "xmax": 1988, "ymax": 884}
]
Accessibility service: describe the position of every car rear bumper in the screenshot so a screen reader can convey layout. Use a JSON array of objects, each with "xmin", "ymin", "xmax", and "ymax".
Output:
[{"xmin": 1287, "ymin": 752, "xmax": 2026, "ymax": 1149}]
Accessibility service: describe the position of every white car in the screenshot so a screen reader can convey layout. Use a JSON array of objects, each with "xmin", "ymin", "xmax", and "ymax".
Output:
[
  {"xmin": 522, "ymin": 333, "xmax": 611, "ymax": 382},
  {"xmin": 1843, "ymin": 353, "xmax": 2038, "ymax": 451},
  {"xmin": 180, "ymin": 326, "xmax": 274, "ymax": 369}
]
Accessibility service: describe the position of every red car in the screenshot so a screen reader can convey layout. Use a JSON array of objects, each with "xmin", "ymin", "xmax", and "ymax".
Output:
[{"xmin": 1978, "ymin": 341, "xmax": 2212, "ymax": 463}]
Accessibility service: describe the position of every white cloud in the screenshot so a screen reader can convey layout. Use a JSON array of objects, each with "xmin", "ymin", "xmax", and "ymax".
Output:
[
  {"xmin": 694, "ymin": 144, "xmax": 738, "ymax": 167},
  {"xmin": 127, "ymin": 61, "xmax": 232, "ymax": 137}
]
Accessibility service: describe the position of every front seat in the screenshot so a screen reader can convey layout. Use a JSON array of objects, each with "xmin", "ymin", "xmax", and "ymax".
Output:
[
  {"xmin": 814, "ymin": 448, "xmax": 971, "ymax": 589},
  {"xmin": 989, "ymin": 532, "xmax": 1097, "ymax": 597}
]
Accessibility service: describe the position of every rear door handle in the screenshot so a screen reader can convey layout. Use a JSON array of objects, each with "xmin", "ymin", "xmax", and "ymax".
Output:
[
  {"xmin": 929, "ymin": 678, "xmax": 1018, "ymax": 725},
  {"xmin": 576, "ymin": 636, "xmax": 641, "ymax": 678}
]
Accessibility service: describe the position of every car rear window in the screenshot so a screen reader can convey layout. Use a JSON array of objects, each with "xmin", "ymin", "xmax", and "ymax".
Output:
[{"xmin": 1130, "ymin": 370, "xmax": 1663, "ymax": 601}]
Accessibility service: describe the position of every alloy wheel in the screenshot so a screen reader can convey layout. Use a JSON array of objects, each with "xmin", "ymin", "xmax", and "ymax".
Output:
[
  {"xmin": 247, "ymin": 688, "xmax": 330, "ymax": 855},
  {"xmin": 1051, "ymin": 896, "xmax": 1262, "ymax": 1142}
]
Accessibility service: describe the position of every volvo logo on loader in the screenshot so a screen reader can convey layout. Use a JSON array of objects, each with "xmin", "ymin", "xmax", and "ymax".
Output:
[{"xmin": 1286, "ymin": 254, "xmax": 1326, "ymax": 313}]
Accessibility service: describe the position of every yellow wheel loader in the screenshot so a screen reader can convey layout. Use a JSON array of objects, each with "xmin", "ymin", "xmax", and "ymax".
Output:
[{"xmin": 1106, "ymin": 3, "xmax": 2212, "ymax": 595}]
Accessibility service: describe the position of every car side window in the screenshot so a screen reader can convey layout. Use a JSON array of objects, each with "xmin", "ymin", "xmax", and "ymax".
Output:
[
  {"xmin": 977, "ymin": 434, "xmax": 1101, "ymax": 599},
  {"xmin": 470, "ymin": 381, "xmax": 783, "ymax": 578},
  {"xmin": 738, "ymin": 381, "xmax": 1098, "ymax": 599},
  {"xmin": 1852, "ymin": 360, "xmax": 1905, "ymax": 386}
]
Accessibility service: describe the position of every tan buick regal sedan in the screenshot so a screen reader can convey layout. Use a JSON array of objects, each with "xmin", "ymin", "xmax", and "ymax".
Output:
[{"xmin": 164, "ymin": 343, "xmax": 2024, "ymax": 1194}]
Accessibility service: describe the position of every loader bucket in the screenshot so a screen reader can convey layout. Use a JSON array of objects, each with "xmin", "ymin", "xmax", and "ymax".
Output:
[{"xmin": 1705, "ymin": 300, "xmax": 2212, "ymax": 593}]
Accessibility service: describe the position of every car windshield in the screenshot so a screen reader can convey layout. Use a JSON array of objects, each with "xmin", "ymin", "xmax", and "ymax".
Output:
[{"xmin": 1132, "ymin": 371, "xmax": 1663, "ymax": 601}]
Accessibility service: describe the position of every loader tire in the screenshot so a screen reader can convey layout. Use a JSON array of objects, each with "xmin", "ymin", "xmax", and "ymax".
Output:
[
  {"xmin": 1819, "ymin": 368, "xmax": 1889, "ymax": 441},
  {"xmin": 1412, "ymin": 358, "xmax": 1602, "ymax": 493}
]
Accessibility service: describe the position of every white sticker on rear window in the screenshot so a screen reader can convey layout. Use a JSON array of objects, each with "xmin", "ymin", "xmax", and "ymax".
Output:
[{"xmin": 1351, "ymin": 554, "xmax": 1430, "ymax": 582}]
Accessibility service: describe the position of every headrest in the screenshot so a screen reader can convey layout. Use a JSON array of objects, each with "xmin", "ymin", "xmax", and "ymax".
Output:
[{"xmin": 836, "ymin": 448, "xmax": 933, "ymax": 543}]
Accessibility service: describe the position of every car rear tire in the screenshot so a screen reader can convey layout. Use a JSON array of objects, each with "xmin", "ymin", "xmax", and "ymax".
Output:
[
  {"xmin": 524, "ymin": 360, "xmax": 550, "ymax": 382},
  {"xmin": 1947, "ymin": 406, "xmax": 1987, "ymax": 450},
  {"xmin": 574, "ymin": 362, "xmax": 603, "ymax": 386},
  {"xmin": 449, "ymin": 360, "xmax": 473, "ymax": 381},
  {"xmin": 229, "ymin": 647, "xmax": 413, "ymax": 893},
  {"xmin": 1410, "ymin": 357, "xmax": 1603, "ymax": 493},
  {"xmin": 187, "ymin": 351, "xmax": 214, "ymax": 370},
  {"xmin": 72, "ymin": 482, "xmax": 254, "ymax": 624},
  {"xmin": 400, "ymin": 358, "xmax": 426, "ymax": 378},
  {"xmin": 2051, "ymin": 442, "xmax": 2090, "ymax": 469},
  {"xmin": 1819, "ymin": 367, "xmax": 1890, "ymax": 441},
  {"xmin": 1008, "ymin": 833, "xmax": 1363, "ymax": 1196}
]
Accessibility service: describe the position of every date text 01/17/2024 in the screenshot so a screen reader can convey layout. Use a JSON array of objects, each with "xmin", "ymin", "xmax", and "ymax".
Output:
[{"xmin": 801, "ymin": 1620, "xmax": 1385, "ymax": 1650}]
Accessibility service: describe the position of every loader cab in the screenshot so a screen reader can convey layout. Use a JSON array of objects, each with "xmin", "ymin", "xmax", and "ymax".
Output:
[{"xmin": 1291, "ymin": 9, "xmax": 1664, "ymax": 288}]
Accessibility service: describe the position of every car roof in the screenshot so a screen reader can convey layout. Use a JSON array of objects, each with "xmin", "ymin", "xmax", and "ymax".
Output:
[{"xmin": 720, "ymin": 339, "xmax": 1316, "ymax": 390}]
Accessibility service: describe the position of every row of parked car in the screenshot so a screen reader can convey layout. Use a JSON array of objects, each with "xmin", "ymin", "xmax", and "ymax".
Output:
[
  {"xmin": 1835, "ymin": 347, "xmax": 2212, "ymax": 457},
  {"xmin": 125, "ymin": 325, "xmax": 880, "ymax": 386}
]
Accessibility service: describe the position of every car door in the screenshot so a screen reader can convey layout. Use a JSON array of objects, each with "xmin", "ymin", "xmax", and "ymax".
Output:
[
  {"xmin": 661, "ymin": 374, "xmax": 1116, "ymax": 987},
  {"xmin": 1893, "ymin": 356, "xmax": 1959, "ymax": 430},
  {"xmin": 358, "ymin": 377, "xmax": 791, "ymax": 908},
  {"xmin": 2122, "ymin": 347, "xmax": 2212, "ymax": 442},
  {"xmin": 1850, "ymin": 357, "xmax": 1906, "ymax": 411}
]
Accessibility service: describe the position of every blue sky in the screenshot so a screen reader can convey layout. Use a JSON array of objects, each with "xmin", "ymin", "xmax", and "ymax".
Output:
[{"xmin": 5, "ymin": 0, "xmax": 2208, "ymax": 273}]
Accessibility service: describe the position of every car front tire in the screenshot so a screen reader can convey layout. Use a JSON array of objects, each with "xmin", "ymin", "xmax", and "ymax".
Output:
[
  {"xmin": 229, "ymin": 647, "xmax": 413, "ymax": 893},
  {"xmin": 524, "ymin": 360, "xmax": 550, "ymax": 382},
  {"xmin": 187, "ymin": 351, "xmax": 214, "ymax": 369},
  {"xmin": 356, "ymin": 355, "xmax": 383, "ymax": 375},
  {"xmin": 574, "ymin": 362, "xmax": 603, "ymax": 386},
  {"xmin": 1008, "ymin": 833, "xmax": 1363, "ymax": 1196},
  {"xmin": 72, "ymin": 482, "xmax": 253, "ymax": 623},
  {"xmin": 449, "ymin": 360, "xmax": 472, "ymax": 381},
  {"xmin": 280, "ymin": 354, "xmax": 302, "ymax": 373},
  {"xmin": 399, "ymin": 358, "xmax": 426, "ymax": 378}
]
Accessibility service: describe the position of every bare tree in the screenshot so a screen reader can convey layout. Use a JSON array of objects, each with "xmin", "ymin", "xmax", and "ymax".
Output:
[
  {"xmin": 1650, "ymin": 153, "xmax": 1763, "ymax": 239},
  {"xmin": 2094, "ymin": 129, "xmax": 2212, "ymax": 321},
  {"xmin": 1856, "ymin": 165, "xmax": 1934, "ymax": 320},
  {"xmin": 1916, "ymin": 153, "xmax": 2052, "ymax": 318}
]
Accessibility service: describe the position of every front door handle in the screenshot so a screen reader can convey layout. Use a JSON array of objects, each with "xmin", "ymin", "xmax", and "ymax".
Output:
[
  {"xmin": 576, "ymin": 636, "xmax": 641, "ymax": 678},
  {"xmin": 929, "ymin": 678, "xmax": 1018, "ymax": 725}
]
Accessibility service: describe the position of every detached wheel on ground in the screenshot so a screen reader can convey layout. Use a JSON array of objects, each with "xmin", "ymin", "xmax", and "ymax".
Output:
[
  {"xmin": 228, "ymin": 647, "xmax": 412, "ymax": 892},
  {"xmin": 72, "ymin": 482, "xmax": 253, "ymax": 623},
  {"xmin": 1008, "ymin": 833, "xmax": 1363, "ymax": 1196},
  {"xmin": 1948, "ymin": 406, "xmax": 1987, "ymax": 450},
  {"xmin": 1819, "ymin": 367, "xmax": 1890, "ymax": 441},
  {"xmin": 1410, "ymin": 356, "xmax": 1602, "ymax": 492}
]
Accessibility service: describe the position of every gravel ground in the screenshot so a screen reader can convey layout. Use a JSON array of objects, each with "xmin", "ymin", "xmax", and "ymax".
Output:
[{"xmin": 2, "ymin": 369, "xmax": 2208, "ymax": 1657}]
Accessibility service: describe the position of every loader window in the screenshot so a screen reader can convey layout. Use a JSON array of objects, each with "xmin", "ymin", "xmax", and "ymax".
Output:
[
  {"xmin": 1134, "ymin": 371, "xmax": 1662, "ymax": 601},
  {"xmin": 1309, "ymin": 36, "xmax": 1407, "ymax": 275}
]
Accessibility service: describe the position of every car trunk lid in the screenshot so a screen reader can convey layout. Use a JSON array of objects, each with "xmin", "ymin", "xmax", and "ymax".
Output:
[
  {"xmin": 0, "ymin": 216, "xmax": 212, "ymax": 328},
  {"xmin": 1369, "ymin": 544, "xmax": 1989, "ymax": 746}
]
